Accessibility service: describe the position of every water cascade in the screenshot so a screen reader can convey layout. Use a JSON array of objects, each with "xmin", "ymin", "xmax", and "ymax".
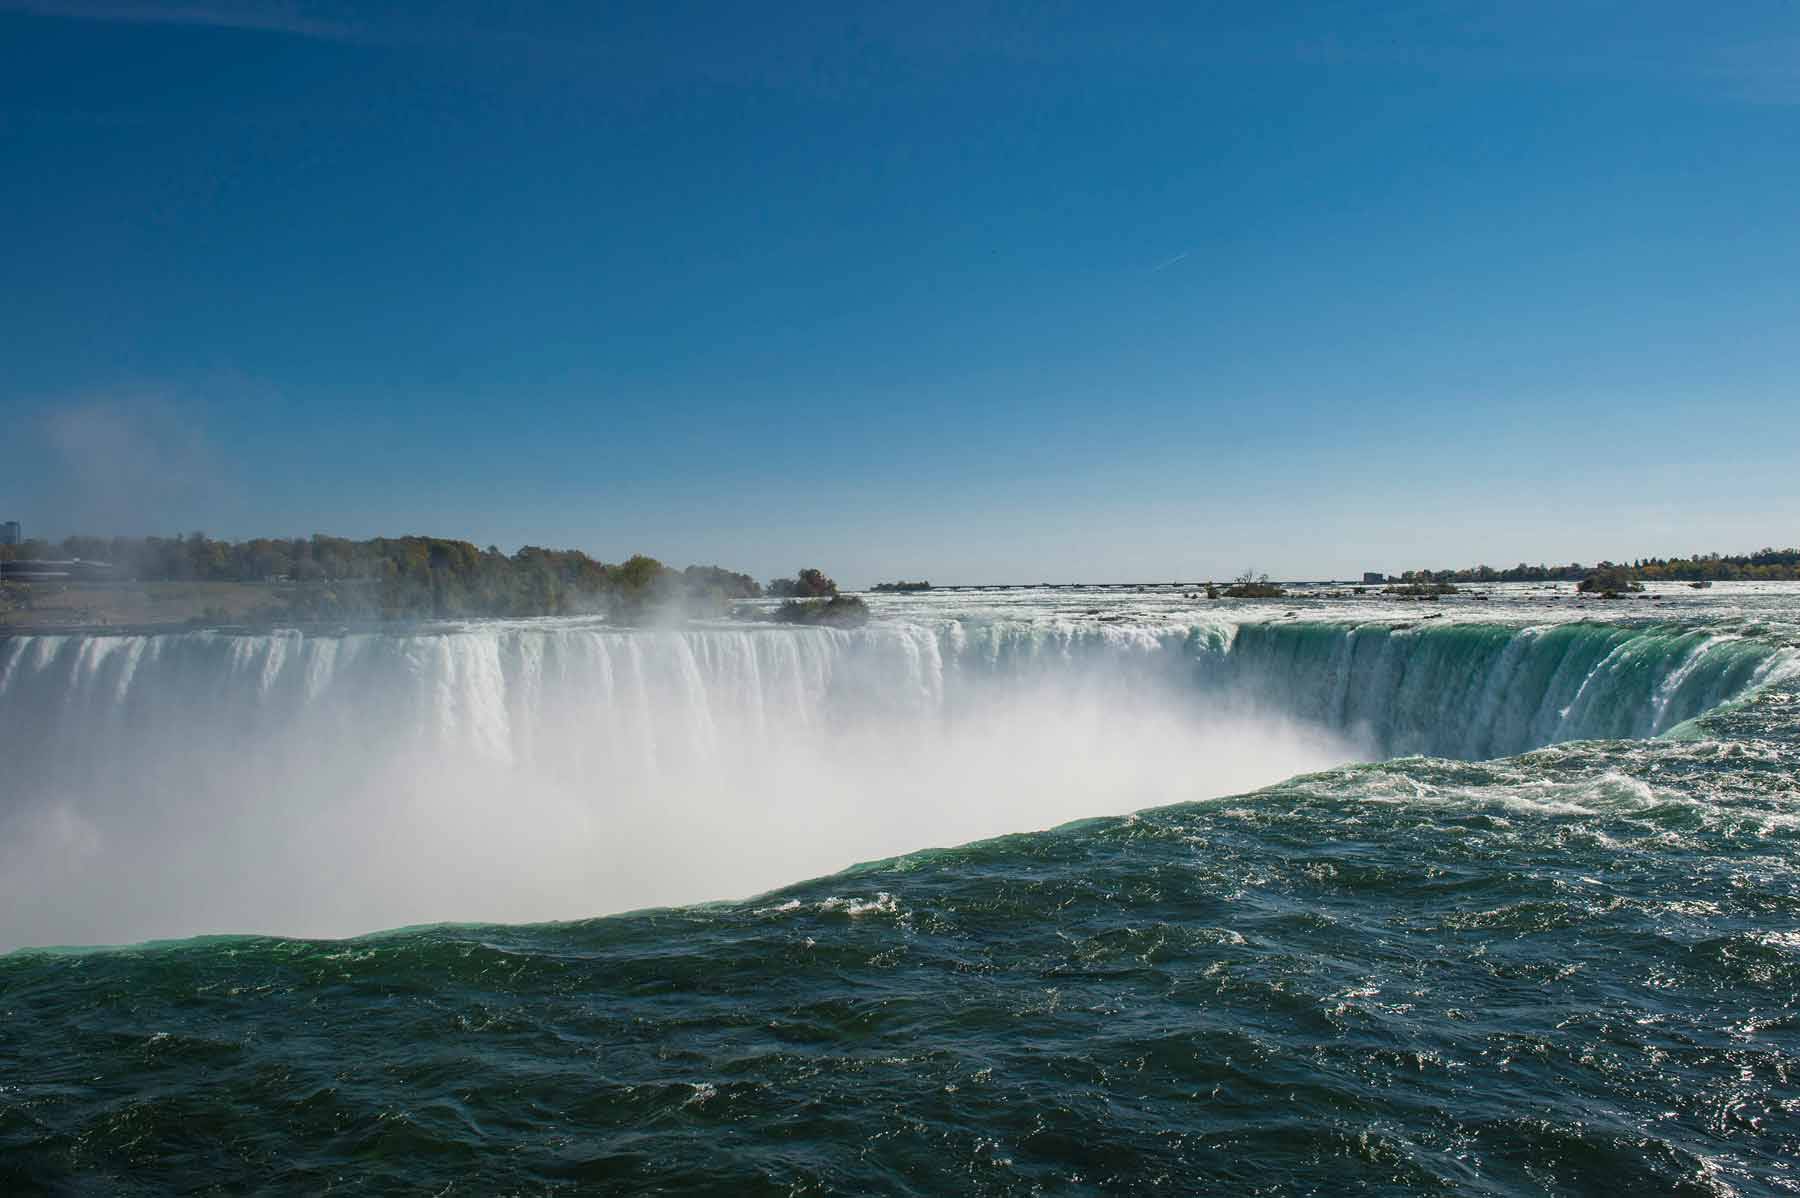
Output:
[{"xmin": 1, "ymin": 619, "xmax": 1792, "ymax": 948}]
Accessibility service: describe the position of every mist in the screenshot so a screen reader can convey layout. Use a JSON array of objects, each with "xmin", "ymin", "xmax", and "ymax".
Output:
[{"xmin": 0, "ymin": 624, "xmax": 1362, "ymax": 950}]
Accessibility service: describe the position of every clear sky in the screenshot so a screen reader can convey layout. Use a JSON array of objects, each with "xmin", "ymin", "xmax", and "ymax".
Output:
[{"xmin": 3, "ymin": 1, "xmax": 1796, "ymax": 584}]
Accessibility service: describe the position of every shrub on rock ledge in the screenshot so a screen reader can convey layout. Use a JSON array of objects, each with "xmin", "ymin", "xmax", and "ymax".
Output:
[
  {"xmin": 1223, "ymin": 570, "xmax": 1286, "ymax": 599},
  {"xmin": 1577, "ymin": 563, "xmax": 1642, "ymax": 595},
  {"xmin": 771, "ymin": 595, "xmax": 870, "ymax": 627}
]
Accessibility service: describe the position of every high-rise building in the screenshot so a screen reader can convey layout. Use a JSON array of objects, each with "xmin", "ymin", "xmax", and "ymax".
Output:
[{"xmin": 0, "ymin": 521, "xmax": 20, "ymax": 546}]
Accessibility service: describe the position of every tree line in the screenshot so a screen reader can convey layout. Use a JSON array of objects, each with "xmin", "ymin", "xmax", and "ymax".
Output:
[
  {"xmin": 1394, "ymin": 547, "xmax": 1800, "ymax": 585},
  {"xmin": 0, "ymin": 533, "xmax": 766, "ymax": 623}
]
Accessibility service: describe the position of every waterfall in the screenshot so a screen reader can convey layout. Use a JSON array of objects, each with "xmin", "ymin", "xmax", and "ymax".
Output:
[
  {"xmin": 1, "ymin": 618, "xmax": 1791, "ymax": 948},
  {"xmin": 1191, "ymin": 620, "xmax": 1794, "ymax": 758}
]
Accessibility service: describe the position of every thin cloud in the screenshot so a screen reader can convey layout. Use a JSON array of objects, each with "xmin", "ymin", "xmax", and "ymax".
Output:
[
  {"xmin": 0, "ymin": 1, "xmax": 638, "ymax": 75},
  {"xmin": 1150, "ymin": 251, "xmax": 1190, "ymax": 273},
  {"xmin": 34, "ymin": 393, "xmax": 244, "ymax": 538},
  {"xmin": 1703, "ymin": 37, "xmax": 1800, "ymax": 106},
  {"xmin": 0, "ymin": 0, "xmax": 360, "ymax": 41},
  {"xmin": 14, "ymin": 5, "xmax": 1794, "ymax": 109}
]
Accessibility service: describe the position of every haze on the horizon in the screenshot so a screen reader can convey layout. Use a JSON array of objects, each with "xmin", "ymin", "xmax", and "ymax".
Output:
[{"xmin": 2, "ymin": 1, "xmax": 1796, "ymax": 585}]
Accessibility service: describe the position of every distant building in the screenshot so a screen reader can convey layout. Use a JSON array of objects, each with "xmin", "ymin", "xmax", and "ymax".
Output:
[
  {"xmin": 0, "ymin": 558, "xmax": 113, "ymax": 582},
  {"xmin": 1362, "ymin": 572, "xmax": 1385, "ymax": 584},
  {"xmin": 0, "ymin": 521, "xmax": 19, "ymax": 546}
]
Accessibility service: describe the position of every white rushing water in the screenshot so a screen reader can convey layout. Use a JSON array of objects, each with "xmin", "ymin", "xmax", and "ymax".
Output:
[{"xmin": 2, "ymin": 585, "xmax": 1797, "ymax": 949}]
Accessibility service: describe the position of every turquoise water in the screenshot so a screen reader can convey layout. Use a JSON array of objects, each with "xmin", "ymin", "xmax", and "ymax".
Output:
[{"xmin": 3, "ymin": 584, "xmax": 1799, "ymax": 1192}]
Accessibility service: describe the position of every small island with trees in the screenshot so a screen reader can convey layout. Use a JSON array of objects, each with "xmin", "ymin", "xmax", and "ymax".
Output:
[
  {"xmin": 871, "ymin": 580, "xmax": 932, "ymax": 593},
  {"xmin": 1219, "ymin": 570, "xmax": 1286, "ymax": 599},
  {"xmin": 1383, "ymin": 581, "xmax": 1460, "ymax": 598},
  {"xmin": 1575, "ymin": 563, "xmax": 1644, "ymax": 597},
  {"xmin": 758, "ymin": 568, "xmax": 871, "ymax": 628}
]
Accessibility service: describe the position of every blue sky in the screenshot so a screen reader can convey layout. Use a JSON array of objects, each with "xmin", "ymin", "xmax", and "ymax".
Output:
[{"xmin": 3, "ymin": 1, "xmax": 1797, "ymax": 583}]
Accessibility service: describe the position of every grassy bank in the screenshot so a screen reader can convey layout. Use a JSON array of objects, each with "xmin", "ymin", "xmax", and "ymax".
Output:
[{"xmin": 0, "ymin": 581, "xmax": 291, "ymax": 632}]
